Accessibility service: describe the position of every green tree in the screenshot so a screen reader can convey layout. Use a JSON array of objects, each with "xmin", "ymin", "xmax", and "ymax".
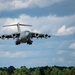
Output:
[
  {"xmin": 12, "ymin": 68, "xmax": 26, "ymax": 75},
  {"xmin": 0, "ymin": 71, "xmax": 9, "ymax": 75},
  {"xmin": 50, "ymin": 68, "xmax": 61, "ymax": 75},
  {"xmin": 7, "ymin": 66, "xmax": 15, "ymax": 75},
  {"xmin": 71, "ymin": 68, "xmax": 75, "ymax": 75},
  {"xmin": 12, "ymin": 66, "xmax": 30, "ymax": 75},
  {"xmin": 31, "ymin": 68, "xmax": 41, "ymax": 75},
  {"xmin": 0, "ymin": 70, "xmax": 2, "ymax": 75},
  {"xmin": 44, "ymin": 67, "xmax": 52, "ymax": 75},
  {"xmin": 2, "ymin": 71, "xmax": 9, "ymax": 75},
  {"xmin": 62, "ymin": 68, "xmax": 71, "ymax": 75}
]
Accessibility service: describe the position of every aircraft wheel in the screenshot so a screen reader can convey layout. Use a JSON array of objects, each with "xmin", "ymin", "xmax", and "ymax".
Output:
[
  {"xmin": 15, "ymin": 41, "xmax": 20, "ymax": 45},
  {"xmin": 27, "ymin": 40, "xmax": 33, "ymax": 45}
]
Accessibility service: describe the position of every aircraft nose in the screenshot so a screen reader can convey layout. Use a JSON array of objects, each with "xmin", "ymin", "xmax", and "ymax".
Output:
[{"xmin": 25, "ymin": 31, "xmax": 30, "ymax": 36}]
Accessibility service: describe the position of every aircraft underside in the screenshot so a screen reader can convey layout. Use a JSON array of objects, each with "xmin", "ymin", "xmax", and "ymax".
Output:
[{"xmin": 15, "ymin": 38, "xmax": 33, "ymax": 45}]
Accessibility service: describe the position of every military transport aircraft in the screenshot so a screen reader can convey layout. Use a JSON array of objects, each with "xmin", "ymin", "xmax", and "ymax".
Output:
[{"xmin": 0, "ymin": 23, "xmax": 57, "ymax": 45}]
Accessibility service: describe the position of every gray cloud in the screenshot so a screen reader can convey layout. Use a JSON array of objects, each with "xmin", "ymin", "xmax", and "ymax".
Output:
[
  {"xmin": 71, "ymin": 51, "xmax": 75, "ymax": 57},
  {"xmin": 0, "ymin": 14, "xmax": 75, "ymax": 35},
  {"xmin": 0, "ymin": 0, "xmax": 65, "ymax": 11},
  {"xmin": 69, "ymin": 43, "xmax": 75, "ymax": 49},
  {"xmin": 0, "ymin": 50, "xmax": 40, "ymax": 58},
  {"xmin": 57, "ymin": 25, "xmax": 75, "ymax": 35},
  {"xmin": 56, "ymin": 50, "xmax": 66, "ymax": 54}
]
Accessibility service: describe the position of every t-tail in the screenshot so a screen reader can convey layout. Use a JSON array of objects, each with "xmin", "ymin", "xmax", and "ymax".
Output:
[{"xmin": 3, "ymin": 23, "xmax": 32, "ymax": 33}]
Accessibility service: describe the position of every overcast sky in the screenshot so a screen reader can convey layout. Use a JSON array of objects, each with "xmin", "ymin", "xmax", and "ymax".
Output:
[{"xmin": 0, "ymin": 0, "xmax": 75, "ymax": 68}]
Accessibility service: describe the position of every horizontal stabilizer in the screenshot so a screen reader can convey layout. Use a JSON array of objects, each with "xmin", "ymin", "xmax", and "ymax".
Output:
[
  {"xmin": 19, "ymin": 24, "xmax": 32, "ymax": 26},
  {"xmin": 3, "ymin": 24, "xmax": 17, "ymax": 27},
  {"xmin": 3, "ymin": 23, "xmax": 32, "ymax": 27},
  {"xmin": 3, "ymin": 23, "xmax": 32, "ymax": 32}
]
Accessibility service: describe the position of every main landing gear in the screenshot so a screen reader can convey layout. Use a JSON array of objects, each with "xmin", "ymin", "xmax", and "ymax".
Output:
[
  {"xmin": 15, "ymin": 41, "xmax": 20, "ymax": 45},
  {"xmin": 27, "ymin": 40, "xmax": 33, "ymax": 45}
]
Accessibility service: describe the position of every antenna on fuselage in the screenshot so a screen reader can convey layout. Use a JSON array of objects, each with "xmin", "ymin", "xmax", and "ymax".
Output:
[{"xmin": 3, "ymin": 23, "xmax": 32, "ymax": 33}]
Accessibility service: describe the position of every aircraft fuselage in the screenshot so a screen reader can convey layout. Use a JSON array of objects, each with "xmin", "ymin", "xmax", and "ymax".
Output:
[{"xmin": 16, "ymin": 31, "xmax": 32, "ymax": 45}]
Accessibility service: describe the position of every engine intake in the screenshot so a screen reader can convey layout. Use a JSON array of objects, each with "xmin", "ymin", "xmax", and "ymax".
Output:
[
  {"xmin": 12, "ymin": 34, "xmax": 16, "ymax": 39},
  {"xmin": 1, "ymin": 35, "xmax": 5, "ymax": 39},
  {"xmin": 44, "ymin": 34, "xmax": 48, "ymax": 38},
  {"xmin": 35, "ymin": 33, "xmax": 39, "ymax": 38}
]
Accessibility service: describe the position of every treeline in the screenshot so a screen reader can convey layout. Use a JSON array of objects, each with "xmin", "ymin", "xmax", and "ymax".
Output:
[{"xmin": 0, "ymin": 66, "xmax": 75, "ymax": 75}]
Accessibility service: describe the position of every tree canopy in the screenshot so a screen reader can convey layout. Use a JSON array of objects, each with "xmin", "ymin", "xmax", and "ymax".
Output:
[{"xmin": 0, "ymin": 66, "xmax": 75, "ymax": 75}]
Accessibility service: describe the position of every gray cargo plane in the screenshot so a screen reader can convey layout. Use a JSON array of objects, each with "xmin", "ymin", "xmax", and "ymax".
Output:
[{"xmin": 0, "ymin": 23, "xmax": 56, "ymax": 45}]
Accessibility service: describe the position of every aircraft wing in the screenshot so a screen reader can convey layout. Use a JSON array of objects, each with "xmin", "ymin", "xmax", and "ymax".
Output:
[
  {"xmin": 31, "ymin": 32, "xmax": 51, "ymax": 38},
  {"xmin": 0, "ymin": 33, "xmax": 20, "ymax": 39}
]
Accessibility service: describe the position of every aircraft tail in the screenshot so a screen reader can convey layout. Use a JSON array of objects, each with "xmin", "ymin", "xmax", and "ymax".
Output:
[{"xmin": 3, "ymin": 23, "xmax": 32, "ymax": 32}]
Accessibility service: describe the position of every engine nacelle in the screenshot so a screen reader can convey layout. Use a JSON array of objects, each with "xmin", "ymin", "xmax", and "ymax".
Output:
[
  {"xmin": 12, "ymin": 34, "xmax": 16, "ymax": 39},
  {"xmin": 44, "ymin": 34, "xmax": 48, "ymax": 38},
  {"xmin": 44, "ymin": 34, "xmax": 51, "ymax": 38},
  {"xmin": 35, "ymin": 33, "xmax": 39, "ymax": 38},
  {"xmin": 1, "ymin": 35, "xmax": 5, "ymax": 39}
]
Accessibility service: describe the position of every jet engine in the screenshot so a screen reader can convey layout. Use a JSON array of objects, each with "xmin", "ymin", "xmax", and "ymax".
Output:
[
  {"xmin": 1, "ymin": 35, "xmax": 5, "ymax": 39},
  {"xmin": 12, "ymin": 34, "xmax": 16, "ymax": 39},
  {"xmin": 35, "ymin": 33, "xmax": 39, "ymax": 38},
  {"xmin": 44, "ymin": 34, "xmax": 50, "ymax": 38}
]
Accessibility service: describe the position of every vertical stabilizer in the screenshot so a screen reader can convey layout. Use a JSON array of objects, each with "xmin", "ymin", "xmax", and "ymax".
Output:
[{"xmin": 17, "ymin": 23, "xmax": 21, "ymax": 33}]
